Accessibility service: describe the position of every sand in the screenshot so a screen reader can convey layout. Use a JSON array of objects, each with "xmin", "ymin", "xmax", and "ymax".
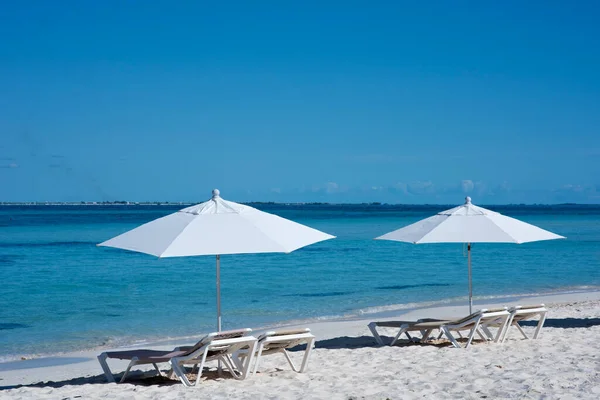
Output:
[{"xmin": 1, "ymin": 291, "xmax": 600, "ymax": 399}]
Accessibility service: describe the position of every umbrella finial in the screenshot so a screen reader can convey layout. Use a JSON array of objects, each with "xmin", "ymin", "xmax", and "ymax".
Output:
[
  {"xmin": 212, "ymin": 189, "xmax": 221, "ymax": 199},
  {"xmin": 465, "ymin": 196, "xmax": 472, "ymax": 204}
]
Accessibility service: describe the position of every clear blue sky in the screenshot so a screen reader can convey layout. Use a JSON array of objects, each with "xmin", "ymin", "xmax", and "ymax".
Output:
[{"xmin": 1, "ymin": 1, "xmax": 599, "ymax": 203}]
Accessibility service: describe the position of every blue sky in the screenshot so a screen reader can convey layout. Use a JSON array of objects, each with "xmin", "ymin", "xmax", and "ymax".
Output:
[{"xmin": 1, "ymin": 1, "xmax": 599, "ymax": 203}]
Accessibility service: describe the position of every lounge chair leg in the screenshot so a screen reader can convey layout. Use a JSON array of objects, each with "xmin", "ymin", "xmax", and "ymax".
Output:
[
  {"xmin": 515, "ymin": 323, "xmax": 529, "ymax": 339},
  {"xmin": 494, "ymin": 316, "xmax": 510, "ymax": 343},
  {"xmin": 391, "ymin": 328, "xmax": 407, "ymax": 346},
  {"xmin": 231, "ymin": 350, "xmax": 245, "ymax": 371},
  {"xmin": 97, "ymin": 353, "xmax": 116, "ymax": 383},
  {"xmin": 152, "ymin": 363, "xmax": 162, "ymax": 377},
  {"xmin": 171, "ymin": 361, "xmax": 193, "ymax": 387},
  {"xmin": 120, "ymin": 358, "xmax": 138, "ymax": 383},
  {"xmin": 442, "ymin": 327, "xmax": 461, "ymax": 348},
  {"xmin": 465, "ymin": 323, "xmax": 481, "ymax": 348},
  {"xmin": 533, "ymin": 312, "xmax": 547, "ymax": 339},
  {"xmin": 252, "ymin": 343, "xmax": 265, "ymax": 375},
  {"xmin": 421, "ymin": 329, "xmax": 433, "ymax": 342},
  {"xmin": 444, "ymin": 327, "xmax": 461, "ymax": 348},
  {"xmin": 282, "ymin": 349, "xmax": 298, "ymax": 372},
  {"xmin": 239, "ymin": 341, "xmax": 257, "ymax": 379},
  {"xmin": 502, "ymin": 324, "xmax": 513, "ymax": 343},
  {"xmin": 501, "ymin": 314, "xmax": 516, "ymax": 343},
  {"xmin": 221, "ymin": 355, "xmax": 243, "ymax": 379},
  {"xmin": 299, "ymin": 337, "xmax": 314, "ymax": 373},
  {"xmin": 194, "ymin": 350, "xmax": 210, "ymax": 386},
  {"xmin": 480, "ymin": 326, "xmax": 494, "ymax": 341},
  {"xmin": 368, "ymin": 323, "xmax": 385, "ymax": 346},
  {"xmin": 476, "ymin": 327, "xmax": 488, "ymax": 342}
]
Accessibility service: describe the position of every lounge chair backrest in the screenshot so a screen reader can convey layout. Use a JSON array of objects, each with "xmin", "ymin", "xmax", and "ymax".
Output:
[
  {"xmin": 481, "ymin": 307, "xmax": 509, "ymax": 314},
  {"xmin": 184, "ymin": 328, "xmax": 252, "ymax": 355},
  {"xmin": 509, "ymin": 304, "xmax": 546, "ymax": 312},
  {"xmin": 451, "ymin": 310, "xmax": 484, "ymax": 325},
  {"xmin": 258, "ymin": 328, "xmax": 311, "ymax": 341},
  {"xmin": 508, "ymin": 304, "xmax": 547, "ymax": 323},
  {"xmin": 449, "ymin": 307, "xmax": 508, "ymax": 326}
]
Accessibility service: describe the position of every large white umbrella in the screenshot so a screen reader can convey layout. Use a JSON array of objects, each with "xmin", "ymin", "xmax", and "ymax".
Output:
[
  {"xmin": 99, "ymin": 189, "xmax": 335, "ymax": 331},
  {"xmin": 375, "ymin": 197, "xmax": 564, "ymax": 313}
]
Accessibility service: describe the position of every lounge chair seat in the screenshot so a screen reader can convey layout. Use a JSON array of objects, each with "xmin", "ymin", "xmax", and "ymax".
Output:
[
  {"xmin": 98, "ymin": 328, "xmax": 256, "ymax": 386},
  {"xmin": 234, "ymin": 328, "xmax": 316, "ymax": 375}
]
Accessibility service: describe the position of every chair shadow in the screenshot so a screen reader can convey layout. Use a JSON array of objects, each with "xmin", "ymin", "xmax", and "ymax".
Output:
[
  {"xmin": 520, "ymin": 317, "xmax": 600, "ymax": 329},
  {"xmin": 288, "ymin": 335, "xmax": 452, "ymax": 351}
]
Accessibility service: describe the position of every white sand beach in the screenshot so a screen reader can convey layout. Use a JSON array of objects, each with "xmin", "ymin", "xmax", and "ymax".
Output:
[{"xmin": 2, "ymin": 291, "xmax": 600, "ymax": 399}]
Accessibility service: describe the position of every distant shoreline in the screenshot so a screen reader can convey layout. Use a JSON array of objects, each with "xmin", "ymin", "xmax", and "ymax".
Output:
[{"xmin": 0, "ymin": 201, "xmax": 597, "ymax": 207}]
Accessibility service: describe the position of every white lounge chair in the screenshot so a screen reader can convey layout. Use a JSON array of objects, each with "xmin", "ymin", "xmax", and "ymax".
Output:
[
  {"xmin": 500, "ymin": 304, "xmax": 548, "ymax": 342},
  {"xmin": 169, "ymin": 329, "xmax": 258, "ymax": 386},
  {"xmin": 97, "ymin": 328, "xmax": 256, "ymax": 385},
  {"xmin": 441, "ymin": 308, "xmax": 510, "ymax": 348},
  {"xmin": 368, "ymin": 319, "xmax": 451, "ymax": 346},
  {"xmin": 98, "ymin": 347, "xmax": 186, "ymax": 383},
  {"xmin": 234, "ymin": 328, "xmax": 316, "ymax": 375},
  {"xmin": 368, "ymin": 308, "xmax": 510, "ymax": 348}
]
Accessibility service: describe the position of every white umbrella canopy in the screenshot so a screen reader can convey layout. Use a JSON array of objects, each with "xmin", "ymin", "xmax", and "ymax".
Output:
[
  {"xmin": 99, "ymin": 189, "xmax": 335, "ymax": 330},
  {"xmin": 376, "ymin": 197, "xmax": 565, "ymax": 313}
]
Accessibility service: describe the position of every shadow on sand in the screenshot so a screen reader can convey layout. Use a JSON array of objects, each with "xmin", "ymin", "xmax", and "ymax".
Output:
[
  {"xmin": 520, "ymin": 317, "xmax": 600, "ymax": 329},
  {"xmin": 0, "ymin": 368, "xmax": 242, "ymax": 390}
]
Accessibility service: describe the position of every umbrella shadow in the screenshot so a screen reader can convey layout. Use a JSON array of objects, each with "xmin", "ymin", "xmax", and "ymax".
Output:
[{"xmin": 520, "ymin": 317, "xmax": 600, "ymax": 329}]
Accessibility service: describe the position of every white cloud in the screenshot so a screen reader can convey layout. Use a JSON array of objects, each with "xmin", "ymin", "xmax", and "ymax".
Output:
[
  {"xmin": 407, "ymin": 181, "xmax": 435, "ymax": 195},
  {"xmin": 270, "ymin": 188, "xmax": 281, "ymax": 194},
  {"xmin": 326, "ymin": 182, "xmax": 339, "ymax": 194},
  {"xmin": 461, "ymin": 179, "xmax": 474, "ymax": 193},
  {"xmin": 391, "ymin": 182, "xmax": 409, "ymax": 194},
  {"xmin": 0, "ymin": 162, "xmax": 18, "ymax": 169}
]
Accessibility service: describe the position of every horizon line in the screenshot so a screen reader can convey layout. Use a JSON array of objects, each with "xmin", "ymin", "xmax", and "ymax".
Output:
[{"xmin": 1, "ymin": 200, "xmax": 598, "ymax": 207}]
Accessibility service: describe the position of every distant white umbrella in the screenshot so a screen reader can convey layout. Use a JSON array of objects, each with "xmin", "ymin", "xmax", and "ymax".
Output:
[
  {"xmin": 99, "ymin": 189, "xmax": 335, "ymax": 331},
  {"xmin": 376, "ymin": 197, "xmax": 565, "ymax": 313}
]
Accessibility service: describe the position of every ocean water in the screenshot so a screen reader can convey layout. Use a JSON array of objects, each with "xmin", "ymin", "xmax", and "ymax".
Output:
[{"xmin": 0, "ymin": 204, "xmax": 599, "ymax": 362}]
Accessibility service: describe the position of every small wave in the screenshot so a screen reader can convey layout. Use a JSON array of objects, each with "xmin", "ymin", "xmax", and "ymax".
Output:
[
  {"xmin": 356, "ymin": 298, "xmax": 462, "ymax": 315},
  {"xmin": 284, "ymin": 291, "xmax": 355, "ymax": 298},
  {"xmin": 355, "ymin": 286, "xmax": 600, "ymax": 316},
  {"xmin": 376, "ymin": 283, "xmax": 451, "ymax": 290}
]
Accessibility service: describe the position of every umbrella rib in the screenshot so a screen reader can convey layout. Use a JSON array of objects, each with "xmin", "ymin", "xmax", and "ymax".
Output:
[
  {"xmin": 241, "ymin": 213, "xmax": 294, "ymax": 253},
  {"xmin": 414, "ymin": 216, "xmax": 451, "ymax": 244},
  {"xmin": 487, "ymin": 216, "xmax": 521, "ymax": 244},
  {"xmin": 156, "ymin": 217, "xmax": 198, "ymax": 258}
]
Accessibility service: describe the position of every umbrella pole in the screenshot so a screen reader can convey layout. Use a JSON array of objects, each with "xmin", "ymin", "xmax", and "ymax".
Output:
[
  {"xmin": 216, "ymin": 254, "xmax": 222, "ymax": 376},
  {"xmin": 216, "ymin": 254, "xmax": 222, "ymax": 331},
  {"xmin": 468, "ymin": 243, "xmax": 472, "ymax": 314}
]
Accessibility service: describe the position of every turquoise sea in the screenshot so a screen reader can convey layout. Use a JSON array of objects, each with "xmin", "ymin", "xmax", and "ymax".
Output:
[{"xmin": 0, "ymin": 204, "xmax": 599, "ymax": 362}]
